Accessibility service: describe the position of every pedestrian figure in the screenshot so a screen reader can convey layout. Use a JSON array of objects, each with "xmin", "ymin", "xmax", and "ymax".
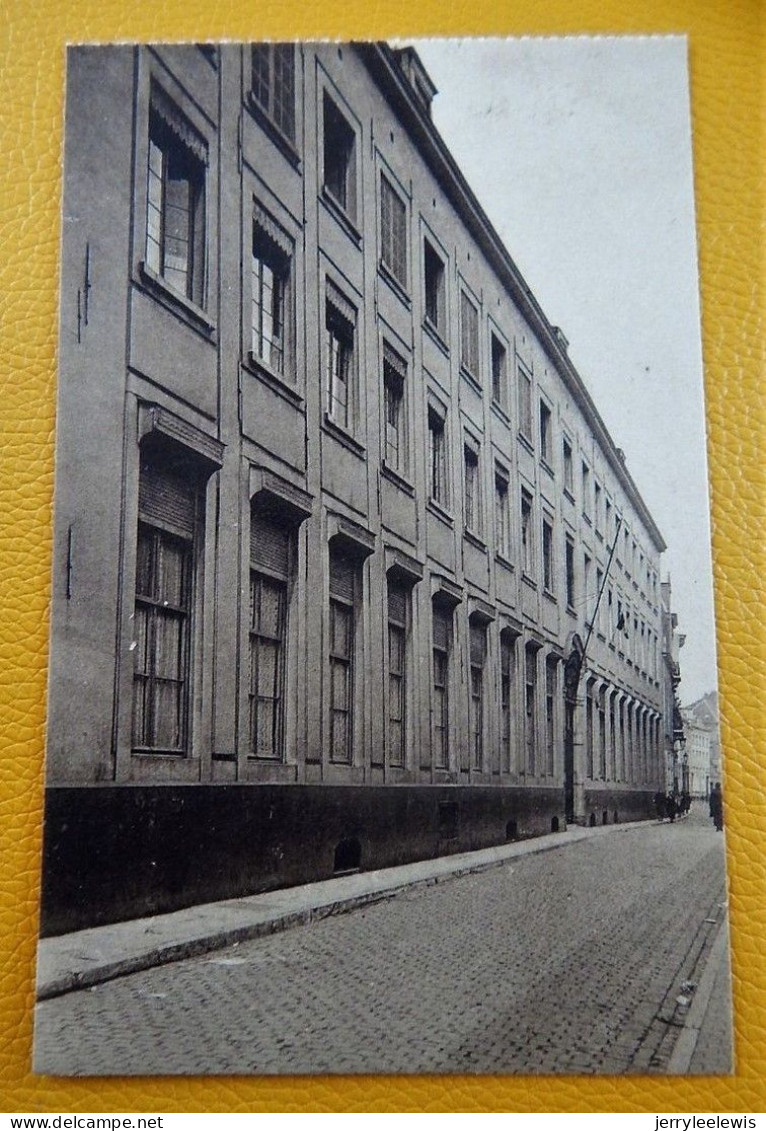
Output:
[
  {"xmin": 710, "ymin": 782, "xmax": 724, "ymax": 831},
  {"xmin": 666, "ymin": 792, "xmax": 676, "ymax": 822},
  {"xmin": 654, "ymin": 790, "xmax": 666, "ymax": 821}
]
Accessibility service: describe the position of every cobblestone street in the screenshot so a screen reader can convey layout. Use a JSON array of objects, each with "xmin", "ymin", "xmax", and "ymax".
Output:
[{"xmin": 35, "ymin": 808, "xmax": 730, "ymax": 1076}]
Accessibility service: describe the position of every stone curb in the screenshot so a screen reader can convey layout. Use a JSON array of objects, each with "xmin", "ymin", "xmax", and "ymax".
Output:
[
  {"xmin": 666, "ymin": 913, "xmax": 730, "ymax": 1074},
  {"xmin": 35, "ymin": 817, "xmax": 656, "ymax": 1002}
]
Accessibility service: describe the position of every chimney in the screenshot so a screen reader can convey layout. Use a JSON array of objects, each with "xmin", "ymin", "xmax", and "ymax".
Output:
[
  {"xmin": 394, "ymin": 47, "xmax": 438, "ymax": 117},
  {"xmin": 552, "ymin": 326, "xmax": 569, "ymax": 353}
]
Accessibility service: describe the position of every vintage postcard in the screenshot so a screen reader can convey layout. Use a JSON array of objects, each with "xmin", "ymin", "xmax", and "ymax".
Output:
[{"xmin": 33, "ymin": 37, "xmax": 731, "ymax": 1076}]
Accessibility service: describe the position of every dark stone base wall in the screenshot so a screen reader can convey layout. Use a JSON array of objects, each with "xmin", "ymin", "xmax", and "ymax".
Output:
[
  {"xmin": 41, "ymin": 782, "xmax": 569, "ymax": 936},
  {"xmin": 582, "ymin": 787, "xmax": 656, "ymax": 827}
]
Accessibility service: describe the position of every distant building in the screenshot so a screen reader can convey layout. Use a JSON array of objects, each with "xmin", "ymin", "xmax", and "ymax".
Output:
[
  {"xmin": 43, "ymin": 43, "xmax": 667, "ymax": 933},
  {"xmin": 682, "ymin": 692, "xmax": 721, "ymax": 797}
]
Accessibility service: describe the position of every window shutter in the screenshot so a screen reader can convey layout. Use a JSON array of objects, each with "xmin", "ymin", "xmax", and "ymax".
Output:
[
  {"xmin": 387, "ymin": 580, "xmax": 407, "ymax": 627},
  {"xmin": 139, "ymin": 463, "xmax": 197, "ymax": 540},
  {"xmin": 251, "ymin": 512, "xmax": 290, "ymax": 579},
  {"xmin": 150, "ymin": 84, "xmax": 207, "ymax": 164},
  {"xmin": 470, "ymin": 622, "xmax": 486, "ymax": 666},
  {"xmin": 383, "ymin": 342, "xmax": 406, "ymax": 379},
  {"xmin": 326, "ymin": 279, "xmax": 356, "ymax": 330},
  {"xmin": 253, "ymin": 203, "xmax": 293, "ymax": 260},
  {"xmin": 432, "ymin": 605, "xmax": 451, "ymax": 651},
  {"xmin": 329, "ymin": 548, "xmax": 356, "ymax": 603},
  {"xmin": 501, "ymin": 636, "xmax": 512, "ymax": 677}
]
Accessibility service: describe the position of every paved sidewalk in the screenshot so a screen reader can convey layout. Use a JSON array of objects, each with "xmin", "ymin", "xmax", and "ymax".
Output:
[
  {"xmin": 36, "ymin": 812, "xmax": 731, "ymax": 1075},
  {"xmin": 37, "ymin": 819, "xmax": 641, "ymax": 1001},
  {"xmin": 675, "ymin": 917, "xmax": 733, "ymax": 1075}
]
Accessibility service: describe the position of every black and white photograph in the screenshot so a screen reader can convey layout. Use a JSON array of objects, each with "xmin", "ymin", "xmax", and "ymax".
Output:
[{"xmin": 33, "ymin": 37, "xmax": 731, "ymax": 1077}]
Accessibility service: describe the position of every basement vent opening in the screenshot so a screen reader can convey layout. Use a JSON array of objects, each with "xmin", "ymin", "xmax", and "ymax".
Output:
[
  {"xmin": 333, "ymin": 837, "xmax": 361, "ymax": 874},
  {"xmin": 602, "ymin": 811, "xmax": 609, "ymax": 826},
  {"xmin": 438, "ymin": 801, "xmax": 459, "ymax": 840}
]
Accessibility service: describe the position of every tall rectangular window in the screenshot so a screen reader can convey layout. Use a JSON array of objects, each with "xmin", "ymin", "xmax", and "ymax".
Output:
[
  {"xmin": 518, "ymin": 362, "xmax": 533, "ymax": 440},
  {"xmin": 133, "ymin": 524, "xmax": 192, "ymax": 753},
  {"xmin": 525, "ymin": 645, "xmax": 537, "ymax": 775},
  {"xmin": 424, "ymin": 239, "xmax": 446, "ymax": 334},
  {"xmin": 464, "ymin": 441, "xmax": 482, "ymax": 536},
  {"xmin": 251, "ymin": 209, "xmax": 292, "ymax": 374},
  {"xmin": 146, "ymin": 86, "xmax": 206, "ymax": 306},
  {"xmin": 383, "ymin": 343, "xmax": 407, "ymax": 474},
  {"xmin": 539, "ymin": 401, "xmax": 552, "ymax": 464},
  {"xmin": 491, "ymin": 333, "xmax": 507, "ymax": 409},
  {"xmin": 380, "ymin": 175, "xmax": 407, "ymax": 288},
  {"xmin": 494, "ymin": 468, "xmax": 510, "ymax": 560},
  {"xmin": 542, "ymin": 516, "xmax": 554, "ymax": 593},
  {"xmin": 594, "ymin": 482, "xmax": 602, "ymax": 534},
  {"xmin": 323, "ymin": 93, "xmax": 356, "ymax": 222},
  {"xmin": 132, "ymin": 457, "xmax": 200, "ymax": 754},
  {"xmin": 605, "ymin": 497, "xmax": 612, "ymax": 543},
  {"xmin": 387, "ymin": 577, "xmax": 408, "ymax": 768},
  {"xmin": 460, "ymin": 292, "xmax": 479, "ymax": 378},
  {"xmin": 563, "ymin": 437, "xmax": 574, "ymax": 495},
  {"xmin": 249, "ymin": 512, "xmax": 291, "ymax": 760},
  {"xmin": 545, "ymin": 657, "xmax": 557, "ymax": 776},
  {"xmin": 469, "ymin": 619, "xmax": 486, "ymax": 770},
  {"xmin": 325, "ymin": 285, "xmax": 356, "ymax": 430},
  {"xmin": 251, "ymin": 44, "xmax": 296, "ymax": 142},
  {"xmin": 432, "ymin": 603, "xmax": 452, "ymax": 769},
  {"xmin": 598, "ymin": 685, "xmax": 607, "ymax": 778},
  {"xmin": 582, "ymin": 462, "xmax": 591, "ymax": 520},
  {"xmin": 565, "ymin": 535, "xmax": 575, "ymax": 608},
  {"xmin": 596, "ymin": 568, "xmax": 604, "ymax": 634},
  {"xmin": 584, "ymin": 553, "xmax": 592, "ymax": 625},
  {"xmin": 428, "ymin": 406, "xmax": 448, "ymax": 506},
  {"xmin": 329, "ymin": 546, "xmax": 357, "ymax": 764},
  {"xmin": 500, "ymin": 632, "xmax": 515, "ymax": 772},
  {"xmin": 521, "ymin": 489, "xmax": 534, "ymax": 578}
]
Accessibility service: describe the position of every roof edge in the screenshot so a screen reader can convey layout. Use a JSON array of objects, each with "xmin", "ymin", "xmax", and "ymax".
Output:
[{"xmin": 358, "ymin": 41, "xmax": 666, "ymax": 554}]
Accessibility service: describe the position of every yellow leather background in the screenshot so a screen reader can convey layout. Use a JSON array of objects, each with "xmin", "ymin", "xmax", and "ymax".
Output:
[{"xmin": 1, "ymin": 0, "xmax": 762, "ymax": 1113}]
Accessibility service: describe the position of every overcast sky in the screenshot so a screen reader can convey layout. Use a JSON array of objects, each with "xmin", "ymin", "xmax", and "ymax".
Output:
[{"xmin": 413, "ymin": 37, "xmax": 716, "ymax": 704}]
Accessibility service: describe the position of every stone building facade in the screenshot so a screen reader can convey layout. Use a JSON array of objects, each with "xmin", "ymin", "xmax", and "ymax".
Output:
[
  {"xmin": 661, "ymin": 579, "xmax": 686, "ymax": 793},
  {"xmin": 43, "ymin": 42, "xmax": 667, "ymax": 933},
  {"xmin": 681, "ymin": 692, "xmax": 721, "ymax": 797},
  {"xmin": 682, "ymin": 720, "xmax": 711, "ymax": 797}
]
